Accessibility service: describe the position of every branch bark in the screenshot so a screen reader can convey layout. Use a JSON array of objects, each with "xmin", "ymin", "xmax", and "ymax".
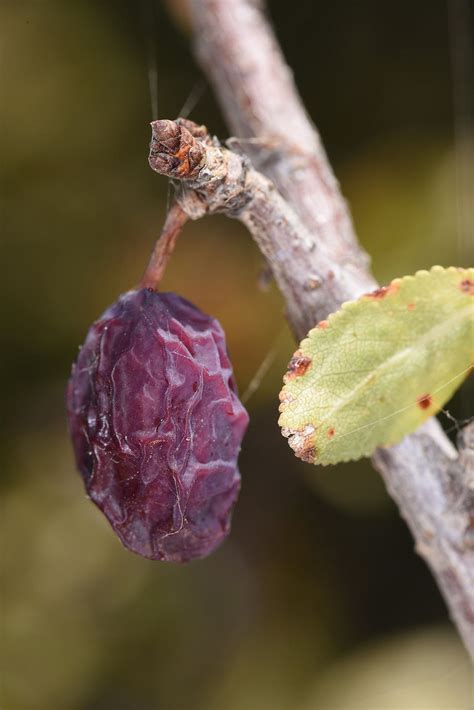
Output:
[{"xmin": 156, "ymin": 0, "xmax": 474, "ymax": 657}]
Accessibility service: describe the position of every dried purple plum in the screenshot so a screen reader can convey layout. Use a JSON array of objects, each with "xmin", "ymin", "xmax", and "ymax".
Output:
[{"xmin": 67, "ymin": 288, "xmax": 249, "ymax": 562}]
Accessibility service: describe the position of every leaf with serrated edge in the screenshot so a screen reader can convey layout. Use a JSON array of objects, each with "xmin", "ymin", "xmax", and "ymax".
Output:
[{"xmin": 279, "ymin": 266, "xmax": 474, "ymax": 465}]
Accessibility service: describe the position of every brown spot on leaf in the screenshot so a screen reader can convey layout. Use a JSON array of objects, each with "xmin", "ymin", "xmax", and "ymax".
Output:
[
  {"xmin": 407, "ymin": 302, "xmax": 415, "ymax": 310},
  {"xmin": 365, "ymin": 282, "xmax": 399, "ymax": 300},
  {"xmin": 459, "ymin": 279, "xmax": 474, "ymax": 295},
  {"xmin": 417, "ymin": 394, "xmax": 432, "ymax": 410},
  {"xmin": 327, "ymin": 427, "xmax": 335, "ymax": 438},
  {"xmin": 284, "ymin": 351, "xmax": 312, "ymax": 381},
  {"xmin": 281, "ymin": 424, "xmax": 316, "ymax": 464},
  {"xmin": 299, "ymin": 446, "xmax": 316, "ymax": 463}
]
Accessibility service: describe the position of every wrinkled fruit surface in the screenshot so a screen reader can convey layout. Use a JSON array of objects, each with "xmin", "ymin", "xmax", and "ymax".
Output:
[{"xmin": 67, "ymin": 288, "xmax": 249, "ymax": 562}]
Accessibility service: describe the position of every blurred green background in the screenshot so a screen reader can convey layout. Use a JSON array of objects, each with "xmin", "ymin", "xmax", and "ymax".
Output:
[{"xmin": 1, "ymin": 1, "xmax": 473, "ymax": 708}]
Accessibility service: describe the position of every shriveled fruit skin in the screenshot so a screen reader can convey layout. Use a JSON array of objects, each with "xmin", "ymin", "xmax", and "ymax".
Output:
[{"xmin": 67, "ymin": 288, "xmax": 248, "ymax": 562}]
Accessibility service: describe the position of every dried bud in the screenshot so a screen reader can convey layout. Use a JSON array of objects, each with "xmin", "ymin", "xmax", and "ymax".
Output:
[{"xmin": 149, "ymin": 119, "xmax": 206, "ymax": 179}]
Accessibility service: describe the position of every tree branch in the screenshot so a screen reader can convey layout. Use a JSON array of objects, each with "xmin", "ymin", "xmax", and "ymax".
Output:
[
  {"xmin": 148, "ymin": 115, "xmax": 474, "ymax": 656},
  {"xmin": 149, "ymin": 118, "xmax": 345, "ymax": 338},
  {"xmin": 155, "ymin": 0, "xmax": 474, "ymax": 657}
]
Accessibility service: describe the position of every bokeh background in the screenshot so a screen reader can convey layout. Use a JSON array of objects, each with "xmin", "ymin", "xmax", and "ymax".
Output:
[{"xmin": 1, "ymin": 1, "xmax": 473, "ymax": 708}]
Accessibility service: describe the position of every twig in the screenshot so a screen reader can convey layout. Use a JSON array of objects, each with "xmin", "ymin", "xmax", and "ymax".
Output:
[
  {"xmin": 140, "ymin": 201, "xmax": 188, "ymax": 290},
  {"xmin": 149, "ymin": 118, "xmax": 343, "ymax": 337},
  {"xmin": 157, "ymin": 0, "xmax": 474, "ymax": 657}
]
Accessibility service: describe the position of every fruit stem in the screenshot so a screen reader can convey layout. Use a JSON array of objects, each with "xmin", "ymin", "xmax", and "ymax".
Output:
[{"xmin": 140, "ymin": 202, "xmax": 189, "ymax": 290}]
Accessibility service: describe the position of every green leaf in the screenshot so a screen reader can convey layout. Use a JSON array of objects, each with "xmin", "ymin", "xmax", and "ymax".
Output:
[{"xmin": 279, "ymin": 266, "xmax": 473, "ymax": 465}]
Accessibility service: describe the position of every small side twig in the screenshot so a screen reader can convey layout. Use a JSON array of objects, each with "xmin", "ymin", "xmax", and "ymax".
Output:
[
  {"xmin": 140, "ymin": 201, "xmax": 188, "ymax": 290},
  {"xmin": 149, "ymin": 118, "xmax": 357, "ymax": 339}
]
